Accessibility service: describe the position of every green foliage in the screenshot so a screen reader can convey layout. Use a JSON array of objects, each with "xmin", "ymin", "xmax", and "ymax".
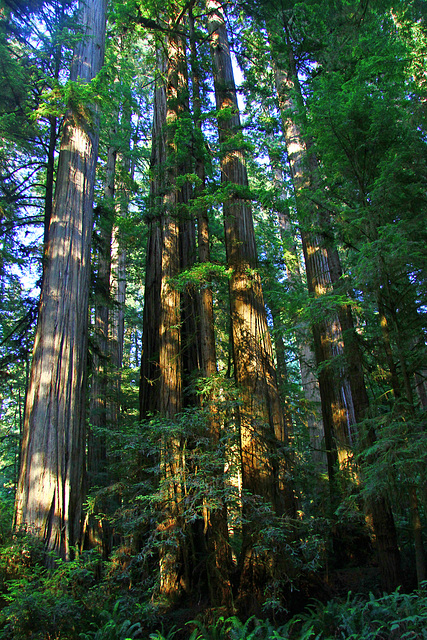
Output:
[
  {"xmin": 184, "ymin": 615, "xmax": 293, "ymax": 640},
  {"xmin": 0, "ymin": 538, "xmax": 107, "ymax": 639},
  {"xmin": 2, "ymin": 565, "xmax": 427, "ymax": 640},
  {"xmin": 150, "ymin": 624, "xmax": 178, "ymax": 640},
  {"xmin": 2, "ymin": 0, "xmax": 427, "ymax": 632},
  {"xmin": 35, "ymin": 77, "xmax": 104, "ymax": 123},
  {"xmin": 170, "ymin": 262, "xmax": 231, "ymax": 290},
  {"xmin": 150, "ymin": 588, "xmax": 427, "ymax": 640},
  {"xmin": 357, "ymin": 404, "xmax": 427, "ymax": 504},
  {"xmin": 79, "ymin": 598, "xmax": 142, "ymax": 640},
  {"xmin": 293, "ymin": 587, "xmax": 427, "ymax": 639}
]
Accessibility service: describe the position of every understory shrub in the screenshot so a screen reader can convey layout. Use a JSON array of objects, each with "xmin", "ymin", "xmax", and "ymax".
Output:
[
  {"xmin": 0, "ymin": 534, "xmax": 426, "ymax": 640},
  {"xmin": 158, "ymin": 585, "xmax": 427, "ymax": 640}
]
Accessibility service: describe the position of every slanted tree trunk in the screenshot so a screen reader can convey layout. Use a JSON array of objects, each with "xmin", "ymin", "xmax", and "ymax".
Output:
[
  {"xmin": 269, "ymin": 20, "xmax": 402, "ymax": 589},
  {"xmin": 270, "ymin": 161, "xmax": 325, "ymax": 469},
  {"xmin": 207, "ymin": 0, "xmax": 295, "ymax": 607},
  {"xmin": 14, "ymin": 0, "xmax": 107, "ymax": 562}
]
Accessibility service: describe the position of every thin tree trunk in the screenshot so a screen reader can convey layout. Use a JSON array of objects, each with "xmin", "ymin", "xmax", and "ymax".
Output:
[
  {"xmin": 14, "ymin": 0, "xmax": 107, "ymax": 562},
  {"xmin": 410, "ymin": 486, "xmax": 426, "ymax": 586},
  {"xmin": 43, "ymin": 18, "xmax": 62, "ymax": 255},
  {"xmin": 44, "ymin": 115, "xmax": 57, "ymax": 248},
  {"xmin": 189, "ymin": 7, "xmax": 216, "ymax": 383},
  {"xmin": 273, "ymin": 57, "xmax": 349, "ymax": 477},
  {"xmin": 415, "ymin": 371, "xmax": 427, "ymax": 409},
  {"xmin": 86, "ymin": 140, "xmax": 116, "ymax": 557},
  {"xmin": 88, "ymin": 142, "xmax": 116, "ymax": 482},
  {"xmin": 108, "ymin": 133, "xmax": 129, "ymax": 424},
  {"xmin": 377, "ymin": 278, "xmax": 426, "ymax": 586},
  {"xmin": 139, "ymin": 48, "xmax": 166, "ymax": 420},
  {"xmin": 271, "ymin": 162, "xmax": 325, "ymax": 469}
]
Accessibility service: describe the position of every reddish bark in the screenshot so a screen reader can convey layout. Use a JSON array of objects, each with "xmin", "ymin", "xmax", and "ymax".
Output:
[{"xmin": 14, "ymin": 0, "xmax": 107, "ymax": 561}]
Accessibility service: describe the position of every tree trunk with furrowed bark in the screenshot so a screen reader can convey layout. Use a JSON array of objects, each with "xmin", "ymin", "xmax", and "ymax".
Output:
[
  {"xmin": 14, "ymin": 0, "xmax": 107, "ymax": 562},
  {"xmin": 158, "ymin": 16, "xmax": 187, "ymax": 597},
  {"xmin": 269, "ymin": 19, "xmax": 402, "ymax": 590},
  {"xmin": 207, "ymin": 0, "xmax": 295, "ymax": 608}
]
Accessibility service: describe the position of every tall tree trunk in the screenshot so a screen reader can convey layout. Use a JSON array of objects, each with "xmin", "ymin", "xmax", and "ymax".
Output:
[
  {"xmin": 207, "ymin": 0, "xmax": 295, "ymax": 608},
  {"xmin": 44, "ymin": 115, "xmax": 57, "ymax": 248},
  {"xmin": 108, "ymin": 133, "xmax": 129, "ymax": 425},
  {"xmin": 271, "ymin": 162, "xmax": 325, "ymax": 469},
  {"xmin": 43, "ymin": 10, "xmax": 62, "ymax": 256},
  {"xmin": 273, "ymin": 52, "xmax": 349, "ymax": 479},
  {"xmin": 189, "ymin": 7, "xmax": 216, "ymax": 383},
  {"xmin": 177, "ymin": 36, "xmax": 200, "ymax": 406},
  {"xmin": 158, "ymin": 17, "xmax": 188, "ymax": 597},
  {"xmin": 86, "ymin": 140, "xmax": 116, "ymax": 557},
  {"xmin": 14, "ymin": 0, "xmax": 107, "ymax": 562},
  {"xmin": 88, "ymin": 142, "xmax": 116, "ymax": 484},
  {"xmin": 139, "ymin": 48, "xmax": 166, "ymax": 420},
  {"xmin": 269, "ymin": 21, "xmax": 402, "ymax": 588},
  {"xmin": 189, "ymin": 4, "xmax": 233, "ymax": 606}
]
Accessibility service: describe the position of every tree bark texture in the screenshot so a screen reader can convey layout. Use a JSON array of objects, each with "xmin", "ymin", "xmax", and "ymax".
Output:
[
  {"xmin": 189, "ymin": 5, "xmax": 233, "ymax": 606},
  {"xmin": 208, "ymin": 0, "xmax": 293, "ymax": 517},
  {"xmin": 270, "ymin": 23, "xmax": 402, "ymax": 587},
  {"xmin": 158, "ymin": 23, "xmax": 186, "ymax": 597},
  {"xmin": 14, "ymin": 0, "xmax": 107, "ymax": 561},
  {"xmin": 140, "ymin": 48, "xmax": 166, "ymax": 420}
]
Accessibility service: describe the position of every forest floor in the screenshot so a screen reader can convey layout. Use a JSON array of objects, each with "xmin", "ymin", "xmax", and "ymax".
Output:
[{"xmin": 0, "ymin": 532, "xmax": 426, "ymax": 639}]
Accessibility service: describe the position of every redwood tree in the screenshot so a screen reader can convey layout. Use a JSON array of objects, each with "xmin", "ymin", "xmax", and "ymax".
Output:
[
  {"xmin": 14, "ymin": 0, "xmax": 107, "ymax": 561},
  {"xmin": 207, "ymin": 0, "xmax": 295, "ymax": 606}
]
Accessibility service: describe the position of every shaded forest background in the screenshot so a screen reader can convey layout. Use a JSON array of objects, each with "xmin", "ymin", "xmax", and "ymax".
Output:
[{"xmin": 0, "ymin": 0, "xmax": 426, "ymax": 637}]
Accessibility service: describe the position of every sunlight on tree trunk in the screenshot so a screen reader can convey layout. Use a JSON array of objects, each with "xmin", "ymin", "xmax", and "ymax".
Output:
[
  {"xmin": 158, "ymin": 18, "xmax": 186, "ymax": 597},
  {"xmin": 269, "ymin": 19, "xmax": 403, "ymax": 589},
  {"xmin": 188, "ymin": 4, "xmax": 233, "ymax": 605},
  {"xmin": 207, "ymin": 0, "xmax": 295, "ymax": 607},
  {"xmin": 14, "ymin": 0, "xmax": 107, "ymax": 562}
]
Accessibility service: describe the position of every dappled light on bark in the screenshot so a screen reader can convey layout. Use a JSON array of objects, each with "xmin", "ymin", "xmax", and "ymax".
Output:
[
  {"xmin": 208, "ymin": 0, "xmax": 295, "ymax": 608},
  {"xmin": 14, "ymin": 0, "xmax": 107, "ymax": 562}
]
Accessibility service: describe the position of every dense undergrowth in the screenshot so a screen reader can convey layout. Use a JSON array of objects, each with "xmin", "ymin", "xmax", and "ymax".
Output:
[{"xmin": 0, "ymin": 533, "xmax": 426, "ymax": 640}]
